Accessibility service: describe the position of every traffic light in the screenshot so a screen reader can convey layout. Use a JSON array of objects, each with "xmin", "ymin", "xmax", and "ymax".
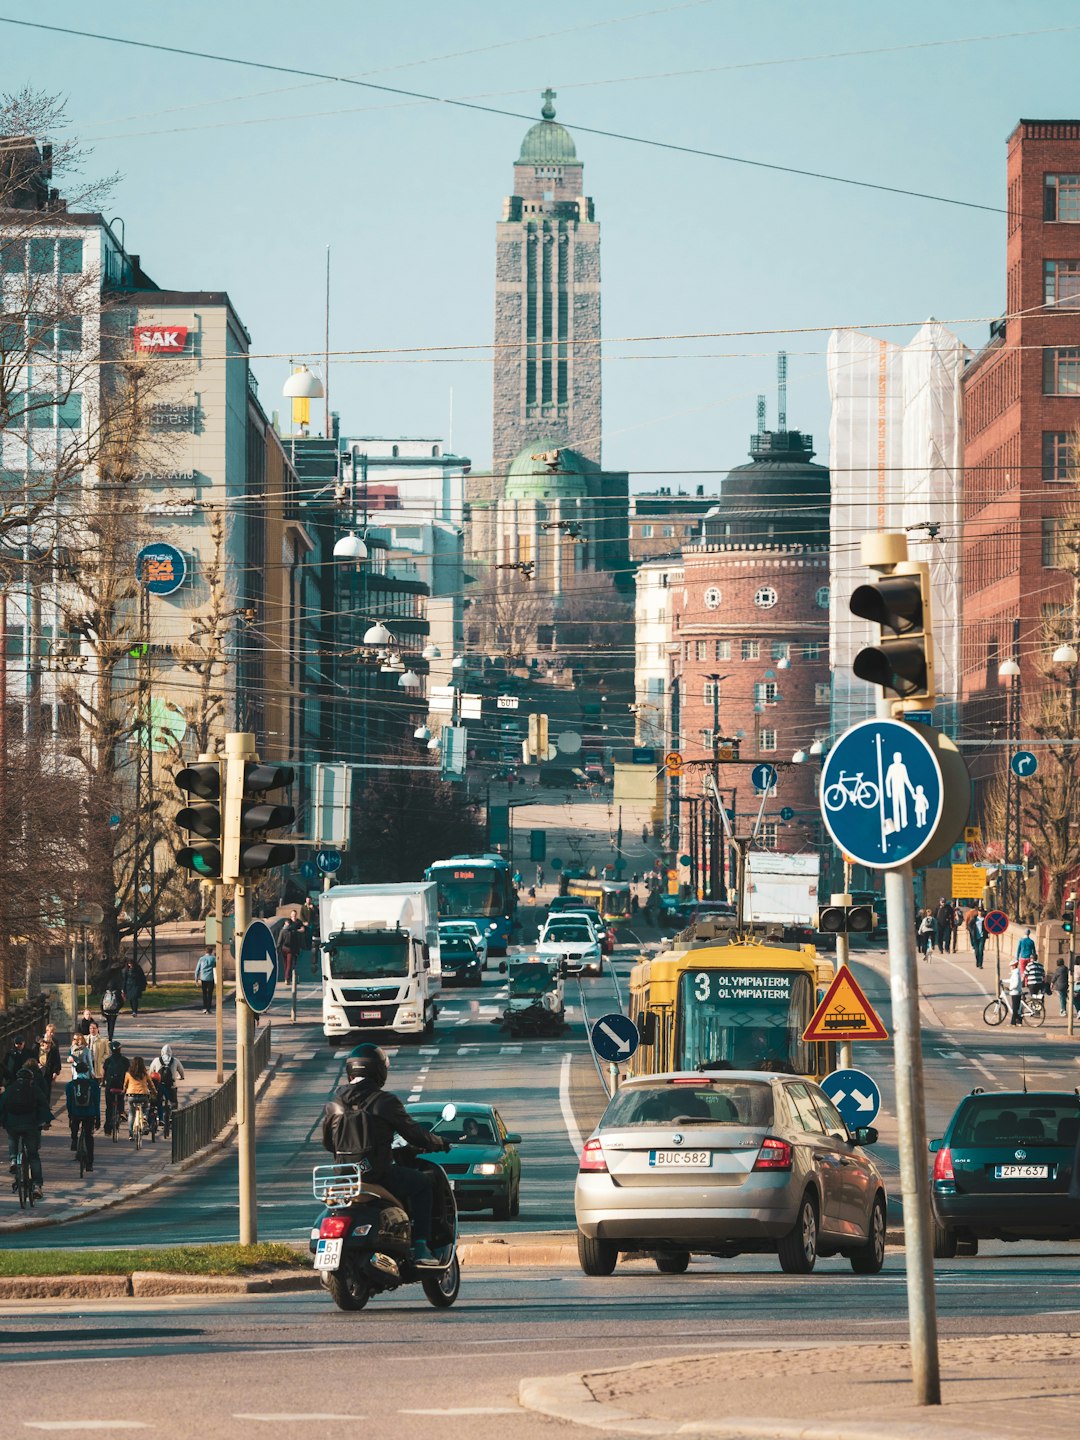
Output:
[
  {"xmin": 817, "ymin": 904, "xmax": 876, "ymax": 935},
  {"xmin": 224, "ymin": 761, "xmax": 296, "ymax": 880},
  {"xmin": 175, "ymin": 760, "xmax": 224, "ymax": 880},
  {"xmin": 526, "ymin": 713, "xmax": 550, "ymax": 762},
  {"xmin": 1064, "ymin": 896, "xmax": 1075, "ymax": 935},
  {"xmin": 850, "ymin": 557, "xmax": 935, "ymax": 708}
]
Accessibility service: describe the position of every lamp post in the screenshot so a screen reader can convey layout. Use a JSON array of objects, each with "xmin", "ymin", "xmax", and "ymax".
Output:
[
  {"xmin": 998, "ymin": 644, "xmax": 1021, "ymax": 916},
  {"xmin": 705, "ymin": 673, "xmax": 730, "ymax": 898}
]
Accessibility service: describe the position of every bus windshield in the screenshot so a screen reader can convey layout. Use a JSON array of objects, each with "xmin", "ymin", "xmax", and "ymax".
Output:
[
  {"xmin": 676, "ymin": 969, "xmax": 814, "ymax": 1074},
  {"xmin": 432, "ymin": 871, "xmax": 505, "ymax": 918},
  {"xmin": 327, "ymin": 932, "xmax": 410, "ymax": 980}
]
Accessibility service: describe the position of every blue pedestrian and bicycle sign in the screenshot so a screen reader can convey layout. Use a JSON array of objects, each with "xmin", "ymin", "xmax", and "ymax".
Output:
[
  {"xmin": 1011, "ymin": 750, "xmax": 1038, "ymax": 778},
  {"xmin": 821, "ymin": 1068, "xmax": 881, "ymax": 1127},
  {"xmin": 316, "ymin": 849, "xmax": 342, "ymax": 874},
  {"xmin": 751, "ymin": 762, "xmax": 778, "ymax": 793},
  {"xmin": 239, "ymin": 919, "xmax": 278, "ymax": 1013},
  {"xmin": 590, "ymin": 1013, "xmax": 639, "ymax": 1063},
  {"xmin": 819, "ymin": 718, "xmax": 943, "ymax": 870}
]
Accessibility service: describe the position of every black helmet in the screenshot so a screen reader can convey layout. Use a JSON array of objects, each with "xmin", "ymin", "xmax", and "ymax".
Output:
[
  {"xmin": 110, "ymin": 1040, "xmax": 122, "ymax": 1053},
  {"xmin": 345, "ymin": 1043, "xmax": 388, "ymax": 1087}
]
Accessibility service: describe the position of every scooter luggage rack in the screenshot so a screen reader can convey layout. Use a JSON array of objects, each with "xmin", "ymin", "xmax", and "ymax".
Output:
[{"xmin": 312, "ymin": 1163, "xmax": 366, "ymax": 1206}]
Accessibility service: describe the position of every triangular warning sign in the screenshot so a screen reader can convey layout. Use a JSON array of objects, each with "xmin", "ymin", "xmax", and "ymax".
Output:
[{"xmin": 803, "ymin": 965, "xmax": 888, "ymax": 1043}]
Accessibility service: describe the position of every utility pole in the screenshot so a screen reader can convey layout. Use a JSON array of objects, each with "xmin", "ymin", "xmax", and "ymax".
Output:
[
  {"xmin": 214, "ymin": 884, "xmax": 225, "ymax": 1085},
  {"xmin": 224, "ymin": 730, "xmax": 258, "ymax": 1246},
  {"xmin": 1069, "ymin": 889, "xmax": 1077, "ymax": 1040}
]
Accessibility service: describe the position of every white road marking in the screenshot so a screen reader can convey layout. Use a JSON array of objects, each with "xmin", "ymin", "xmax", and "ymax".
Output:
[
  {"xmin": 456, "ymin": 1018, "xmax": 469, "ymax": 1026},
  {"xmin": 559, "ymin": 1051, "xmax": 584, "ymax": 1155},
  {"xmin": 418, "ymin": 1047, "xmax": 439, "ymax": 1055},
  {"xmin": 457, "ymin": 1045, "xmax": 478, "ymax": 1053},
  {"xmin": 500, "ymin": 1045, "xmax": 522, "ymax": 1055},
  {"xmin": 400, "ymin": 1408, "xmax": 519, "ymax": 1416},
  {"xmin": 25, "ymin": 1426, "xmax": 149, "ymax": 1433},
  {"xmin": 407, "ymin": 1094, "xmax": 421, "ymax": 1103},
  {"xmin": 233, "ymin": 1416, "xmax": 366, "ymax": 1424}
]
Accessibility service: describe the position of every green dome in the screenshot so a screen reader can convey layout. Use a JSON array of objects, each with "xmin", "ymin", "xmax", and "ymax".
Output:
[
  {"xmin": 518, "ymin": 119, "xmax": 578, "ymax": 165},
  {"xmin": 505, "ymin": 444, "xmax": 589, "ymax": 500}
]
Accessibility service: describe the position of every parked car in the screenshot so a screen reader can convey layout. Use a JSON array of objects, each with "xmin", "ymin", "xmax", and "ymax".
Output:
[
  {"xmin": 930, "ymin": 1088, "xmax": 1080, "ymax": 1256},
  {"xmin": 537, "ymin": 917, "xmax": 603, "ymax": 976},
  {"xmin": 574, "ymin": 1070, "xmax": 887, "ymax": 1277},
  {"xmin": 408, "ymin": 1101, "xmax": 522, "ymax": 1220},
  {"xmin": 438, "ymin": 934, "xmax": 483, "ymax": 986},
  {"xmin": 439, "ymin": 919, "xmax": 490, "ymax": 969}
]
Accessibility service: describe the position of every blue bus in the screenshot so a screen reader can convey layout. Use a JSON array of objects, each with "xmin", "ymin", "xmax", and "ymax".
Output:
[{"xmin": 424, "ymin": 853, "xmax": 517, "ymax": 955}]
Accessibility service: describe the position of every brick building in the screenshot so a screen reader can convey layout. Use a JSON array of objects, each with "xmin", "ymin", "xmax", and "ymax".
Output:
[
  {"xmin": 673, "ymin": 429, "xmax": 831, "ymax": 862},
  {"xmin": 628, "ymin": 488, "xmax": 717, "ymax": 562},
  {"xmin": 962, "ymin": 120, "xmax": 1080, "ymax": 742}
]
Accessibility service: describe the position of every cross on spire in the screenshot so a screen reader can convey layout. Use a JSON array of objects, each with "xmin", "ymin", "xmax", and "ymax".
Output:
[{"xmin": 541, "ymin": 88, "xmax": 556, "ymax": 120}]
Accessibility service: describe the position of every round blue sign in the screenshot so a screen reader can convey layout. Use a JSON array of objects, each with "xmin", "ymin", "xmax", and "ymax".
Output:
[
  {"xmin": 1011, "ymin": 750, "xmax": 1038, "ymax": 779},
  {"xmin": 239, "ymin": 919, "xmax": 278, "ymax": 1013},
  {"xmin": 751, "ymin": 762, "xmax": 778, "ymax": 793},
  {"xmin": 316, "ymin": 849, "xmax": 342, "ymax": 874},
  {"xmin": 821, "ymin": 1068, "xmax": 881, "ymax": 1128},
  {"xmin": 300, "ymin": 860, "xmax": 319, "ymax": 881},
  {"xmin": 550, "ymin": 857, "xmax": 563, "ymax": 872},
  {"xmin": 820, "ymin": 718, "xmax": 943, "ymax": 870},
  {"xmin": 136, "ymin": 542, "xmax": 187, "ymax": 596},
  {"xmin": 590, "ymin": 1013, "xmax": 640, "ymax": 1063},
  {"xmin": 780, "ymin": 806, "xmax": 794, "ymax": 821}
]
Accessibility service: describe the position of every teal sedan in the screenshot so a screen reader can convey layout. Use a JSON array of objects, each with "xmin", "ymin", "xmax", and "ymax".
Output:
[{"xmin": 407, "ymin": 1101, "xmax": 522, "ymax": 1221}]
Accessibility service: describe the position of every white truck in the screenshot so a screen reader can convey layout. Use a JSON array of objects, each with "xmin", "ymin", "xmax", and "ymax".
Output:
[
  {"xmin": 741, "ymin": 852, "xmax": 820, "ymax": 936},
  {"xmin": 319, "ymin": 883, "xmax": 441, "ymax": 1044}
]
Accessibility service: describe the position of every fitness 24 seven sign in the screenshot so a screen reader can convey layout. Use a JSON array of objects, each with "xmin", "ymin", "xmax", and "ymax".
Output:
[{"xmin": 133, "ymin": 325, "xmax": 189, "ymax": 353}]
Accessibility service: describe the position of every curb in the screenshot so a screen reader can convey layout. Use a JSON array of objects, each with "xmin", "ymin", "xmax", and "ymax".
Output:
[
  {"xmin": 519, "ymin": 1361, "xmax": 990, "ymax": 1440},
  {"xmin": 0, "ymin": 1269, "xmax": 320, "ymax": 1300},
  {"xmin": 0, "ymin": 1056, "xmax": 282, "ymax": 1235}
]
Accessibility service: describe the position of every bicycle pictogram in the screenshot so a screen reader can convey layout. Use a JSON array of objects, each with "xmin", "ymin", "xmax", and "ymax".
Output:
[{"xmin": 822, "ymin": 771, "xmax": 880, "ymax": 813}]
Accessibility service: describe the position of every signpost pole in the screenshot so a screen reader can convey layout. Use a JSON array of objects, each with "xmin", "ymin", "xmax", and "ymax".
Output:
[
  {"xmin": 1069, "ymin": 894, "xmax": 1076, "ymax": 1039},
  {"xmin": 234, "ymin": 877, "xmax": 257, "ymax": 1245},
  {"xmin": 214, "ymin": 884, "xmax": 225, "ymax": 1086}
]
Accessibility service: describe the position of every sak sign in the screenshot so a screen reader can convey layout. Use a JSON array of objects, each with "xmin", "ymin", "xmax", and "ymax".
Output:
[{"xmin": 134, "ymin": 324, "xmax": 189, "ymax": 353}]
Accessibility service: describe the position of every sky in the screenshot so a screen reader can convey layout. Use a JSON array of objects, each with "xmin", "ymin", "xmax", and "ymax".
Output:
[{"xmin": 3, "ymin": 0, "xmax": 1078, "ymax": 488}]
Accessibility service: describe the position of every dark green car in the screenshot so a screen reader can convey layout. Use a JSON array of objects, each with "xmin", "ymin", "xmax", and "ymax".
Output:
[{"xmin": 408, "ymin": 1101, "xmax": 522, "ymax": 1220}]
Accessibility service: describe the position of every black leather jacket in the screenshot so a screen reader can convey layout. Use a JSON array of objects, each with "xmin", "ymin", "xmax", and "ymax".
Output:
[{"xmin": 321, "ymin": 1080, "xmax": 446, "ymax": 1181}]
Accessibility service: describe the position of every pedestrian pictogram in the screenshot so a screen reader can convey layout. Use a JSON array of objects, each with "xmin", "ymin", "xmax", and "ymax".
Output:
[
  {"xmin": 665, "ymin": 750, "xmax": 683, "ymax": 777},
  {"xmin": 984, "ymin": 909, "xmax": 1009, "ymax": 936},
  {"xmin": 803, "ymin": 965, "xmax": 888, "ymax": 1043},
  {"xmin": 316, "ymin": 849, "xmax": 342, "ymax": 874},
  {"xmin": 1011, "ymin": 750, "xmax": 1038, "ymax": 778},
  {"xmin": 820, "ymin": 718, "xmax": 942, "ymax": 869}
]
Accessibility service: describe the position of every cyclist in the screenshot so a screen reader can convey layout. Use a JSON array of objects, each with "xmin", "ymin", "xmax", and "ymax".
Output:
[
  {"xmin": 0, "ymin": 1063, "xmax": 50, "ymax": 1200},
  {"xmin": 65, "ymin": 1056, "xmax": 100, "ymax": 1172},
  {"xmin": 149, "ymin": 1045, "xmax": 185, "ymax": 1129},
  {"xmin": 122, "ymin": 1056, "xmax": 156, "ymax": 1140},
  {"xmin": 102, "ymin": 1041, "xmax": 129, "ymax": 1135}
]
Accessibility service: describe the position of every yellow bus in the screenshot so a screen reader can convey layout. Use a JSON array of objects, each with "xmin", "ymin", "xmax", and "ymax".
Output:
[
  {"xmin": 627, "ymin": 935, "xmax": 838, "ymax": 1082},
  {"xmin": 565, "ymin": 878, "xmax": 632, "ymax": 925}
]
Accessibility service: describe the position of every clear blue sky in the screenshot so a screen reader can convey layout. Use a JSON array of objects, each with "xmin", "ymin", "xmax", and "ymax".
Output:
[{"xmin": 4, "ymin": 1, "xmax": 1078, "ymax": 484}]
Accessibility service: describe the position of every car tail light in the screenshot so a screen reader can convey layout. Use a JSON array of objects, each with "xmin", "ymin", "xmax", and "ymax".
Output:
[
  {"xmin": 933, "ymin": 1146, "xmax": 955, "ymax": 1183},
  {"xmin": 319, "ymin": 1215, "xmax": 351, "ymax": 1238},
  {"xmin": 579, "ymin": 1138, "xmax": 608, "ymax": 1173},
  {"xmin": 753, "ymin": 1137, "xmax": 793, "ymax": 1171}
]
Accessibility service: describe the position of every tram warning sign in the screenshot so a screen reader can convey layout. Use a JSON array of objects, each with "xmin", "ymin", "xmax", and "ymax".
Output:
[
  {"xmin": 803, "ymin": 965, "xmax": 888, "ymax": 1043},
  {"xmin": 665, "ymin": 751, "xmax": 683, "ymax": 776}
]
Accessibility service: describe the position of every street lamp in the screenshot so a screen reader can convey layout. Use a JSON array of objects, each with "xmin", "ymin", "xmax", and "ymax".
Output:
[
  {"xmin": 333, "ymin": 531, "xmax": 368, "ymax": 563},
  {"xmin": 363, "ymin": 621, "xmax": 393, "ymax": 647},
  {"xmin": 1054, "ymin": 643, "xmax": 1078, "ymax": 666},
  {"xmin": 809, "ymin": 739, "xmax": 825, "ymax": 757},
  {"xmin": 414, "ymin": 724, "xmax": 431, "ymax": 743},
  {"xmin": 998, "ymin": 641, "xmax": 1022, "ymax": 915},
  {"xmin": 398, "ymin": 669, "xmax": 421, "ymax": 690},
  {"xmin": 422, "ymin": 643, "xmax": 442, "ymax": 660},
  {"xmin": 282, "ymin": 365, "xmax": 324, "ymax": 399},
  {"xmin": 792, "ymin": 749, "xmax": 808, "ymax": 764}
]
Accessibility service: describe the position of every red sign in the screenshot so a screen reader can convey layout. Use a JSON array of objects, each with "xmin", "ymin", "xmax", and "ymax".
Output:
[
  {"xmin": 134, "ymin": 325, "xmax": 189, "ymax": 353},
  {"xmin": 803, "ymin": 965, "xmax": 888, "ymax": 1044}
]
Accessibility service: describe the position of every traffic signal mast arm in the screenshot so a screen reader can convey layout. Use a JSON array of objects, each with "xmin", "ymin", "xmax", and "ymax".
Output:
[{"xmin": 850, "ymin": 533, "xmax": 935, "ymax": 714}]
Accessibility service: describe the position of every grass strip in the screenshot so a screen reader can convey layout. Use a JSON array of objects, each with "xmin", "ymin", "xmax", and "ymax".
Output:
[{"xmin": 0, "ymin": 1243, "xmax": 306, "ymax": 1277}]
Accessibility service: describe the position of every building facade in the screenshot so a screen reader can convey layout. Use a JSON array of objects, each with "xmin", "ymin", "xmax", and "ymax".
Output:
[
  {"xmin": 629, "ymin": 489, "xmax": 716, "ymax": 563},
  {"xmin": 634, "ymin": 557, "xmax": 683, "ymax": 748}
]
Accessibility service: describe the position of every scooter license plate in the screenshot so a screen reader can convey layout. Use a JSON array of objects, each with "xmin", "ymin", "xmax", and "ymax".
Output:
[{"xmin": 314, "ymin": 1238, "xmax": 343, "ymax": 1271}]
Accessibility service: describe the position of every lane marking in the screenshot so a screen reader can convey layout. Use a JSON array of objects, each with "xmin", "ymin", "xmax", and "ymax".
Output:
[
  {"xmin": 25, "ymin": 1426, "xmax": 149, "ymax": 1433},
  {"xmin": 233, "ymin": 1416, "xmax": 365, "ymax": 1424},
  {"xmin": 400, "ymin": 1408, "xmax": 519, "ymax": 1416},
  {"xmin": 407, "ymin": 1094, "xmax": 421, "ymax": 1103},
  {"xmin": 500, "ymin": 1045, "xmax": 522, "ymax": 1055},
  {"xmin": 559, "ymin": 1051, "xmax": 584, "ymax": 1155}
]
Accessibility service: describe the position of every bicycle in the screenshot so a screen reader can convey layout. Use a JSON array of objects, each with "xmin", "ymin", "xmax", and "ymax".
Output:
[
  {"xmin": 75, "ymin": 1119, "xmax": 92, "ymax": 1178},
  {"xmin": 129, "ymin": 1097, "xmax": 155, "ymax": 1150},
  {"xmin": 12, "ymin": 1135, "xmax": 35, "ymax": 1209},
  {"xmin": 822, "ymin": 771, "xmax": 880, "ymax": 812},
  {"xmin": 106, "ymin": 1088, "xmax": 124, "ymax": 1142},
  {"xmin": 157, "ymin": 1087, "xmax": 174, "ymax": 1141},
  {"xmin": 983, "ymin": 985, "xmax": 1046, "ymax": 1028}
]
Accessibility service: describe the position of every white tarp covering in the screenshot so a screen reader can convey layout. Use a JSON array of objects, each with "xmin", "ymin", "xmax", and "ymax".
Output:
[{"xmin": 826, "ymin": 322, "xmax": 965, "ymax": 737}]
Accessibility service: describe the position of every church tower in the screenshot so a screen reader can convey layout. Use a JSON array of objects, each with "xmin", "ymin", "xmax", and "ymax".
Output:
[{"xmin": 492, "ymin": 90, "xmax": 601, "ymax": 483}]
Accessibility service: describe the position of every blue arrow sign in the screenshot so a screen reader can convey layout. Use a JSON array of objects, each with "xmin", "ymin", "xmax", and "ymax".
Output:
[
  {"xmin": 821, "ymin": 1068, "xmax": 881, "ymax": 1127},
  {"xmin": 590, "ymin": 1012, "xmax": 639, "ymax": 1063},
  {"xmin": 780, "ymin": 806, "xmax": 794, "ymax": 821},
  {"xmin": 819, "ymin": 718, "xmax": 943, "ymax": 870},
  {"xmin": 1011, "ymin": 749, "xmax": 1038, "ymax": 778},
  {"xmin": 239, "ymin": 919, "xmax": 278, "ymax": 1013},
  {"xmin": 316, "ymin": 849, "xmax": 342, "ymax": 874},
  {"xmin": 751, "ymin": 762, "xmax": 778, "ymax": 793}
]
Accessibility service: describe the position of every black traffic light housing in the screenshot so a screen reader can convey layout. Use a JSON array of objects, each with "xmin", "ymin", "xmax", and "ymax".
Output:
[
  {"xmin": 817, "ymin": 904, "xmax": 876, "ymax": 936},
  {"xmin": 850, "ymin": 560, "xmax": 935, "ymax": 708},
  {"xmin": 233, "ymin": 762, "xmax": 296, "ymax": 876},
  {"xmin": 1064, "ymin": 898, "xmax": 1075, "ymax": 935},
  {"xmin": 175, "ymin": 761, "xmax": 224, "ymax": 880}
]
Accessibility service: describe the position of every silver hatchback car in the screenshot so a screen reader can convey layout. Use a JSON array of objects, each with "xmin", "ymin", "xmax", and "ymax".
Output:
[{"xmin": 574, "ymin": 1070, "xmax": 887, "ymax": 1276}]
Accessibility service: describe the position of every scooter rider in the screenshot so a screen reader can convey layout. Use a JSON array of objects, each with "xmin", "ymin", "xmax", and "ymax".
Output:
[{"xmin": 321, "ymin": 1043, "xmax": 450, "ymax": 1265}]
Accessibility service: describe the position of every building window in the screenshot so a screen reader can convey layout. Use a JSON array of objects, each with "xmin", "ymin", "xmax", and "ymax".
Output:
[
  {"xmin": 741, "ymin": 639, "xmax": 759, "ymax": 661},
  {"xmin": 703, "ymin": 679, "xmax": 719, "ymax": 704},
  {"xmin": 760, "ymin": 821, "xmax": 778, "ymax": 851},
  {"xmin": 815, "ymin": 585, "xmax": 830, "ymax": 609},
  {"xmin": 1043, "ymin": 430, "xmax": 1075, "ymax": 483},
  {"xmin": 754, "ymin": 680, "xmax": 778, "ymax": 707},
  {"xmin": 814, "ymin": 682, "xmax": 830, "ymax": 705},
  {"xmin": 641, "ymin": 524, "xmax": 653, "ymax": 538},
  {"xmin": 662, "ymin": 525, "xmax": 674, "ymax": 538},
  {"xmin": 760, "ymin": 728, "xmax": 777, "ymax": 752},
  {"xmin": 56, "ymin": 315, "xmax": 82, "ymax": 352},
  {"xmin": 754, "ymin": 585, "xmax": 778, "ymax": 609},
  {"xmin": 695, "ymin": 640, "xmax": 707, "ymax": 662},
  {"xmin": 58, "ymin": 237, "xmax": 83, "ymax": 274},
  {"xmin": 27, "ymin": 237, "xmax": 55, "ymax": 273},
  {"xmin": 1043, "ymin": 347, "xmax": 1080, "ymax": 394},
  {"xmin": 714, "ymin": 639, "xmax": 731, "ymax": 660},
  {"xmin": 1045, "ymin": 260, "xmax": 1080, "ymax": 308},
  {"xmin": 803, "ymin": 641, "xmax": 822, "ymax": 661},
  {"xmin": 391, "ymin": 444, "xmax": 399, "ymax": 457},
  {"xmin": 772, "ymin": 641, "xmax": 790, "ymax": 662},
  {"xmin": 700, "ymin": 728, "xmax": 715, "ymax": 750},
  {"xmin": 57, "ymin": 394, "xmax": 82, "ymax": 430},
  {"xmin": 684, "ymin": 641, "xmax": 692, "ymax": 661},
  {"xmin": 431, "ymin": 445, "xmax": 440, "ymax": 457},
  {"xmin": 1045, "ymin": 173, "xmax": 1080, "ymax": 222},
  {"xmin": 1042, "ymin": 517, "xmax": 1071, "ymax": 569},
  {"xmin": 683, "ymin": 524, "xmax": 694, "ymax": 536}
]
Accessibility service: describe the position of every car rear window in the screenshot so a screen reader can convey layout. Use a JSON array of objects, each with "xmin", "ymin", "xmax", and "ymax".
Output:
[
  {"xmin": 601, "ymin": 1081, "xmax": 773, "ymax": 1128},
  {"xmin": 953, "ymin": 1096, "xmax": 1080, "ymax": 1149}
]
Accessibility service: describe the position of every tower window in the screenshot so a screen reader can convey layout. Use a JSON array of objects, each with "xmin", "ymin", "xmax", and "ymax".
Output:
[
  {"xmin": 1046, "ymin": 260, "xmax": 1080, "ymax": 307},
  {"xmin": 1045, "ymin": 174, "xmax": 1080, "ymax": 222},
  {"xmin": 1043, "ymin": 347, "xmax": 1080, "ymax": 394}
]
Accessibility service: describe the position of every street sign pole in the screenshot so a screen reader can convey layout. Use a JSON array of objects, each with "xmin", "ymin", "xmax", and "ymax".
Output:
[
  {"xmin": 215, "ymin": 884, "xmax": 225, "ymax": 1085},
  {"xmin": 234, "ymin": 875, "xmax": 257, "ymax": 1246}
]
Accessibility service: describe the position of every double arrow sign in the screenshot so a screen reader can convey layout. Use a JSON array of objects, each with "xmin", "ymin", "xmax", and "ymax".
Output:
[{"xmin": 827, "ymin": 1083, "xmax": 876, "ymax": 1113}]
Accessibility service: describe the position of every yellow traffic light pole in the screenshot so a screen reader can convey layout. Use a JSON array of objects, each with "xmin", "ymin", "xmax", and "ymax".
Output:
[{"xmin": 223, "ymin": 731, "xmax": 259, "ymax": 1245}]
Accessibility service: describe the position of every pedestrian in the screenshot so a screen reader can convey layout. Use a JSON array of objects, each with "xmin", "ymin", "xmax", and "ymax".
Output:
[
  {"xmin": 1016, "ymin": 928, "xmax": 1037, "ymax": 981},
  {"xmin": 76, "ymin": 1008, "xmax": 94, "ymax": 1037},
  {"xmin": 65, "ymin": 1057, "xmax": 100, "ymax": 1171},
  {"xmin": 1025, "ymin": 950, "xmax": 1046, "ymax": 998},
  {"xmin": 918, "ymin": 910, "xmax": 936, "ymax": 959},
  {"xmin": 87, "ymin": 1021, "xmax": 109, "ymax": 1082},
  {"xmin": 935, "ymin": 898, "xmax": 953, "ymax": 953},
  {"xmin": 1007, "ymin": 959, "xmax": 1024, "ymax": 1025},
  {"xmin": 280, "ymin": 910, "xmax": 299, "ymax": 985},
  {"xmin": 37, "ymin": 1024, "xmax": 61, "ymax": 1101},
  {"xmin": 512, "ymin": 869, "xmax": 522, "ymax": 889},
  {"xmin": 121, "ymin": 959, "xmax": 147, "ymax": 1018},
  {"xmin": 67, "ymin": 1033, "xmax": 89, "ymax": 1076},
  {"xmin": 102, "ymin": 1041, "xmax": 129, "ymax": 1136},
  {"xmin": 970, "ymin": 909, "xmax": 987, "ymax": 969},
  {"xmin": 536, "ymin": 864, "xmax": 545, "ymax": 888},
  {"xmin": 631, "ymin": 892, "xmax": 640, "ymax": 915},
  {"xmin": 195, "ymin": 947, "xmax": 216, "ymax": 1013},
  {"xmin": 100, "ymin": 979, "xmax": 122, "ymax": 1042},
  {"xmin": 1051, "ymin": 958, "xmax": 1070, "ymax": 1016},
  {"xmin": 1, "ymin": 1036, "xmax": 29, "ymax": 1086}
]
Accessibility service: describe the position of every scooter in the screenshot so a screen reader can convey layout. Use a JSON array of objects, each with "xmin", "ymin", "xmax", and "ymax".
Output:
[{"xmin": 309, "ymin": 1103, "xmax": 460, "ymax": 1312}]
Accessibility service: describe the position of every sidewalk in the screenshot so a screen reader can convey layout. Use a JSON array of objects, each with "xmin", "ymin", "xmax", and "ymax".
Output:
[{"xmin": 522, "ymin": 1332, "xmax": 1080, "ymax": 1439}]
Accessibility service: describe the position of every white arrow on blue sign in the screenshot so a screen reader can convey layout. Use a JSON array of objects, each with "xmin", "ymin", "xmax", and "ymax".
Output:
[
  {"xmin": 590, "ymin": 1013, "xmax": 639, "ymax": 1063},
  {"xmin": 239, "ymin": 919, "xmax": 278, "ymax": 1013},
  {"xmin": 1010, "ymin": 750, "xmax": 1038, "ymax": 778},
  {"xmin": 821, "ymin": 1067, "xmax": 881, "ymax": 1127},
  {"xmin": 751, "ymin": 762, "xmax": 778, "ymax": 792},
  {"xmin": 819, "ymin": 718, "xmax": 943, "ymax": 870}
]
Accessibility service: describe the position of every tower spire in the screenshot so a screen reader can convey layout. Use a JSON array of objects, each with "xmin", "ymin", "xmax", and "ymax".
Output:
[{"xmin": 541, "ymin": 87, "xmax": 556, "ymax": 120}]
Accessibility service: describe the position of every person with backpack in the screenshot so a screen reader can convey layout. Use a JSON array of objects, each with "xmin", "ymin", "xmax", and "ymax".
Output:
[
  {"xmin": 65, "ymin": 1057, "xmax": 101, "ymax": 1171},
  {"xmin": 101, "ymin": 975, "xmax": 123, "ymax": 1041},
  {"xmin": 918, "ymin": 910, "xmax": 936, "ymax": 958},
  {"xmin": 121, "ymin": 960, "xmax": 148, "ymax": 1019},
  {"xmin": 149, "ymin": 1045, "xmax": 185, "ymax": 1128},
  {"xmin": 0, "ymin": 1064, "xmax": 50, "ymax": 1199},
  {"xmin": 102, "ymin": 1041, "xmax": 129, "ymax": 1136}
]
